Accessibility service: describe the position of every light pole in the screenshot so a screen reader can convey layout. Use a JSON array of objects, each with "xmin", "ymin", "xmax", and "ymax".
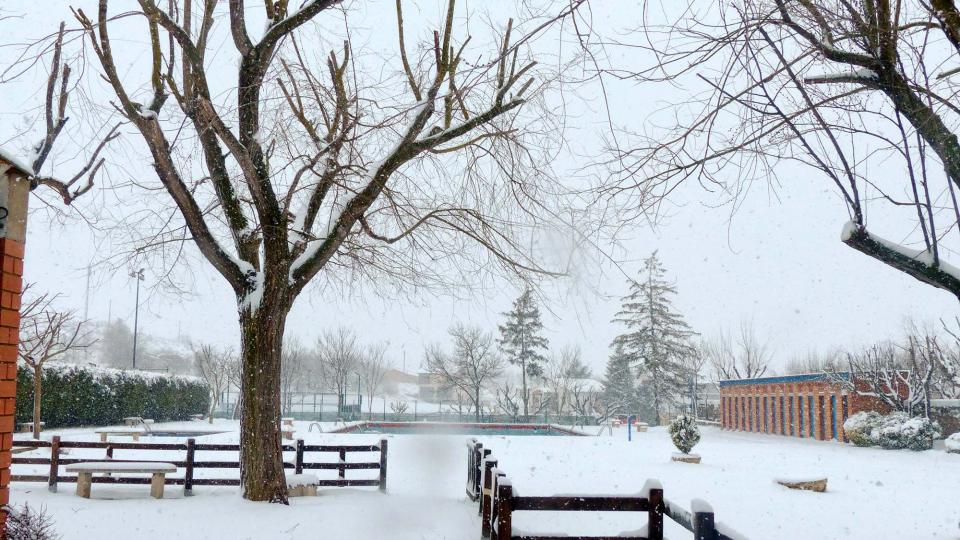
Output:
[{"xmin": 129, "ymin": 268, "xmax": 145, "ymax": 369}]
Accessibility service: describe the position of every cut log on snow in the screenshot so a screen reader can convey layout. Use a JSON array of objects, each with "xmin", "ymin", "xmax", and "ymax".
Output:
[
  {"xmin": 670, "ymin": 453, "xmax": 701, "ymax": 464},
  {"xmin": 775, "ymin": 477, "xmax": 828, "ymax": 492}
]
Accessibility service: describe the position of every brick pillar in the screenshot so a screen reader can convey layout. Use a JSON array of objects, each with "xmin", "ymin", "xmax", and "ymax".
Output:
[{"xmin": 0, "ymin": 160, "xmax": 30, "ymax": 531}]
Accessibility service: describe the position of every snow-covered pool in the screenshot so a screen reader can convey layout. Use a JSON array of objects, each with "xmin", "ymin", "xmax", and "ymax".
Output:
[{"xmin": 338, "ymin": 421, "xmax": 584, "ymax": 436}]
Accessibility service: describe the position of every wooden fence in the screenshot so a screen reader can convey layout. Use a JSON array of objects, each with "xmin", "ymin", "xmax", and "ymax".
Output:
[
  {"xmin": 12, "ymin": 436, "xmax": 388, "ymax": 495},
  {"xmin": 467, "ymin": 440, "xmax": 741, "ymax": 540}
]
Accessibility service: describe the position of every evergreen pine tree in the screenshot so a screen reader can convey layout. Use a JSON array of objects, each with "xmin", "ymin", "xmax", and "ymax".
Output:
[
  {"xmin": 611, "ymin": 251, "xmax": 697, "ymax": 425},
  {"xmin": 601, "ymin": 344, "xmax": 636, "ymax": 414},
  {"xmin": 498, "ymin": 288, "xmax": 549, "ymax": 419}
]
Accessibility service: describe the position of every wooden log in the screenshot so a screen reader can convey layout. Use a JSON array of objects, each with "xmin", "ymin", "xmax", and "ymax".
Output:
[
  {"xmin": 150, "ymin": 472, "xmax": 165, "ymax": 499},
  {"xmin": 671, "ymin": 453, "xmax": 702, "ymax": 464},
  {"xmin": 776, "ymin": 477, "xmax": 828, "ymax": 492},
  {"xmin": 76, "ymin": 472, "xmax": 92, "ymax": 498},
  {"xmin": 184, "ymin": 438, "xmax": 196, "ymax": 496},
  {"xmin": 47, "ymin": 436, "xmax": 61, "ymax": 493},
  {"xmin": 378, "ymin": 439, "xmax": 388, "ymax": 493}
]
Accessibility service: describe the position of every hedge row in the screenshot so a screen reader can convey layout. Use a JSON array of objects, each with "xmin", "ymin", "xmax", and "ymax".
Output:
[{"xmin": 16, "ymin": 362, "xmax": 209, "ymax": 428}]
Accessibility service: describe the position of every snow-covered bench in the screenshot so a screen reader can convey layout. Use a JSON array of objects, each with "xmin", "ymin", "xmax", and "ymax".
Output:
[
  {"xmin": 65, "ymin": 462, "xmax": 177, "ymax": 499},
  {"xmin": 18, "ymin": 421, "xmax": 44, "ymax": 433},
  {"xmin": 94, "ymin": 428, "xmax": 144, "ymax": 442},
  {"xmin": 286, "ymin": 473, "xmax": 319, "ymax": 497}
]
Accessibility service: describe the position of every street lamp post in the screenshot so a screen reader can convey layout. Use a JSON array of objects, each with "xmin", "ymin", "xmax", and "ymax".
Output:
[{"xmin": 129, "ymin": 268, "xmax": 145, "ymax": 369}]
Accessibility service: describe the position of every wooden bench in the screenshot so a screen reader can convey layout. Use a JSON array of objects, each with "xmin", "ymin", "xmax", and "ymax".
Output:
[
  {"xmin": 18, "ymin": 422, "xmax": 44, "ymax": 433},
  {"xmin": 122, "ymin": 417, "xmax": 154, "ymax": 427},
  {"xmin": 65, "ymin": 462, "xmax": 177, "ymax": 499},
  {"xmin": 94, "ymin": 429, "xmax": 143, "ymax": 442}
]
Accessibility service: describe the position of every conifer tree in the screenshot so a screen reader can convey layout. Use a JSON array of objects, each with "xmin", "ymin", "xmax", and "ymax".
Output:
[
  {"xmin": 612, "ymin": 251, "xmax": 696, "ymax": 425},
  {"xmin": 498, "ymin": 288, "xmax": 549, "ymax": 419},
  {"xmin": 601, "ymin": 344, "xmax": 637, "ymax": 414}
]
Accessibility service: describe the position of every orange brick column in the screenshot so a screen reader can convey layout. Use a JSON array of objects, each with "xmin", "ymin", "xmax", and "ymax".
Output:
[
  {"xmin": 0, "ymin": 158, "xmax": 31, "ymax": 533},
  {"xmin": 0, "ymin": 238, "xmax": 22, "ymax": 511}
]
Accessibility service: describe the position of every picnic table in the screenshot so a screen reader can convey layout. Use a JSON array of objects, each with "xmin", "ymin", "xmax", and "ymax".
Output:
[
  {"xmin": 65, "ymin": 462, "xmax": 177, "ymax": 499},
  {"xmin": 94, "ymin": 428, "xmax": 144, "ymax": 442}
]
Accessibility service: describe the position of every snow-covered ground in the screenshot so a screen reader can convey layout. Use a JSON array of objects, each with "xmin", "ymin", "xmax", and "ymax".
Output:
[{"xmin": 10, "ymin": 421, "xmax": 960, "ymax": 539}]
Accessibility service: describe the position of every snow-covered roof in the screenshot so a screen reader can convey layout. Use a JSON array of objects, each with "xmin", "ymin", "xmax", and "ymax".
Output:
[{"xmin": 0, "ymin": 147, "xmax": 32, "ymax": 177}]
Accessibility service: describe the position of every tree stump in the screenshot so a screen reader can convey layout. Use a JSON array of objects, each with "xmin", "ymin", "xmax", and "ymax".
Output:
[{"xmin": 776, "ymin": 477, "xmax": 828, "ymax": 492}]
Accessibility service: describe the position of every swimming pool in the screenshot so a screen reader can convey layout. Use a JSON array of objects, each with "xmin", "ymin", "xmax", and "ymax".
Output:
[{"xmin": 334, "ymin": 422, "xmax": 584, "ymax": 436}]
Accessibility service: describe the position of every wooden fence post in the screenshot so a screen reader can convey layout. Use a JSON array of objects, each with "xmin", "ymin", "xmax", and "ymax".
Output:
[
  {"xmin": 496, "ymin": 481, "xmax": 513, "ymax": 540},
  {"xmin": 105, "ymin": 445, "xmax": 114, "ymax": 459},
  {"xmin": 481, "ymin": 458, "xmax": 497, "ymax": 537},
  {"xmin": 378, "ymin": 439, "xmax": 388, "ymax": 493},
  {"xmin": 47, "ymin": 436, "xmax": 60, "ymax": 493},
  {"xmin": 184, "ymin": 438, "xmax": 196, "ymax": 496},
  {"xmin": 647, "ymin": 486, "xmax": 664, "ymax": 540},
  {"xmin": 295, "ymin": 439, "xmax": 304, "ymax": 475},
  {"xmin": 693, "ymin": 510, "xmax": 716, "ymax": 540},
  {"xmin": 339, "ymin": 448, "xmax": 346, "ymax": 479}
]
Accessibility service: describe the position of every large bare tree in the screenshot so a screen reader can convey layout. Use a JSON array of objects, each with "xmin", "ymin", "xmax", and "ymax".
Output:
[
  {"xmin": 425, "ymin": 324, "xmax": 504, "ymax": 421},
  {"xmin": 14, "ymin": 0, "xmax": 580, "ymax": 502},
  {"xmin": 595, "ymin": 1, "xmax": 960, "ymax": 301}
]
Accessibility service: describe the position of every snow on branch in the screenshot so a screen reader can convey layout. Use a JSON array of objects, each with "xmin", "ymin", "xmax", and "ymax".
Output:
[{"xmin": 841, "ymin": 221, "xmax": 960, "ymax": 299}]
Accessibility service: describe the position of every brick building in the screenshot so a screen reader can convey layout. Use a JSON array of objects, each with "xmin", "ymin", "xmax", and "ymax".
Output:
[{"xmin": 719, "ymin": 373, "xmax": 891, "ymax": 442}]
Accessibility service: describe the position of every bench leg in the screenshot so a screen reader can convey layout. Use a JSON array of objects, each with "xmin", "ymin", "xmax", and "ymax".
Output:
[
  {"xmin": 150, "ymin": 473, "xmax": 165, "ymax": 499},
  {"xmin": 100, "ymin": 433, "xmax": 107, "ymax": 443},
  {"xmin": 76, "ymin": 472, "xmax": 92, "ymax": 498},
  {"xmin": 133, "ymin": 433, "xmax": 140, "ymax": 442}
]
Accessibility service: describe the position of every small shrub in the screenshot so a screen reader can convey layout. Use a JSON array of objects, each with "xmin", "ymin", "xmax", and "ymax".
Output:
[
  {"xmin": 4, "ymin": 503, "xmax": 59, "ymax": 540},
  {"xmin": 669, "ymin": 414, "xmax": 700, "ymax": 454},
  {"xmin": 946, "ymin": 433, "xmax": 960, "ymax": 454},
  {"xmin": 843, "ymin": 411, "xmax": 883, "ymax": 447},
  {"xmin": 874, "ymin": 413, "xmax": 941, "ymax": 451}
]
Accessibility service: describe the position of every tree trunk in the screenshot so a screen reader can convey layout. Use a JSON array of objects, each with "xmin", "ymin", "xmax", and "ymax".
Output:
[
  {"xmin": 521, "ymin": 359, "xmax": 528, "ymax": 422},
  {"xmin": 238, "ymin": 297, "xmax": 290, "ymax": 503},
  {"xmin": 32, "ymin": 365, "xmax": 42, "ymax": 440}
]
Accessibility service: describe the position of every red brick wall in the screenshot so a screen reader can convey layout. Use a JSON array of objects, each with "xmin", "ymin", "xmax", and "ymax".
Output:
[
  {"xmin": 0, "ymin": 237, "xmax": 23, "ymax": 529},
  {"xmin": 719, "ymin": 377, "xmax": 875, "ymax": 442}
]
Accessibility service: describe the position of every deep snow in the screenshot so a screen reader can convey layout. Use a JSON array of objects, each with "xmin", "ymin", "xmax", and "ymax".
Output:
[{"xmin": 9, "ymin": 421, "xmax": 960, "ymax": 539}]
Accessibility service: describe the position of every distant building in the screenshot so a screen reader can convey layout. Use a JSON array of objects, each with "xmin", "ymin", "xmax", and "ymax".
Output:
[
  {"xmin": 719, "ymin": 372, "xmax": 898, "ymax": 442},
  {"xmin": 417, "ymin": 372, "xmax": 454, "ymax": 402}
]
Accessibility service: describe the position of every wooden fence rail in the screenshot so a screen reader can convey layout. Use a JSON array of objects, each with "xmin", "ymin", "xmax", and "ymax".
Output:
[
  {"xmin": 12, "ymin": 436, "xmax": 388, "ymax": 495},
  {"xmin": 467, "ymin": 440, "xmax": 742, "ymax": 540}
]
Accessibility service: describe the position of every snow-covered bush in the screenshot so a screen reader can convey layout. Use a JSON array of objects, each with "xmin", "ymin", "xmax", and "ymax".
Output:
[
  {"xmin": 4, "ymin": 503, "xmax": 59, "ymax": 539},
  {"xmin": 946, "ymin": 433, "xmax": 960, "ymax": 454},
  {"xmin": 843, "ymin": 411, "xmax": 883, "ymax": 447},
  {"xmin": 15, "ymin": 362, "xmax": 209, "ymax": 428},
  {"xmin": 669, "ymin": 415, "xmax": 700, "ymax": 454},
  {"xmin": 874, "ymin": 413, "xmax": 941, "ymax": 451}
]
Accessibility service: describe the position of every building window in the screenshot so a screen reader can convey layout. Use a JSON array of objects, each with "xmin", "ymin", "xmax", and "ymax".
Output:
[
  {"xmin": 798, "ymin": 396, "xmax": 804, "ymax": 437},
  {"xmin": 818, "ymin": 394, "xmax": 826, "ymax": 440},
  {"xmin": 830, "ymin": 395, "xmax": 838, "ymax": 440},
  {"xmin": 789, "ymin": 395, "xmax": 794, "ymax": 436},
  {"xmin": 755, "ymin": 396, "xmax": 760, "ymax": 432},
  {"xmin": 780, "ymin": 395, "xmax": 786, "ymax": 435},
  {"xmin": 841, "ymin": 395, "xmax": 849, "ymax": 442},
  {"xmin": 763, "ymin": 396, "xmax": 768, "ymax": 432}
]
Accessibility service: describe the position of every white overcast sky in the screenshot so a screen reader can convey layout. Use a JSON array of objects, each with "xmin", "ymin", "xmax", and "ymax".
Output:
[{"xmin": 1, "ymin": 0, "xmax": 957, "ymax": 376}]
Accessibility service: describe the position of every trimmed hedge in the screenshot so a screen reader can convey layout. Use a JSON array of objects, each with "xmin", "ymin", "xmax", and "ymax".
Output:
[{"xmin": 15, "ymin": 362, "xmax": 209, "ymax": 428}]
